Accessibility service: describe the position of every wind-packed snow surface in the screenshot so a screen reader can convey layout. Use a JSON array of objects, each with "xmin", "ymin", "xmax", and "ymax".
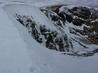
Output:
[
  {"xmin": 0, "ymin": 7, "xmax": 33, "ymax": 73},
  {"xmin": 0, "ymin": 0, "xmax": 98, "ymax": 73}
]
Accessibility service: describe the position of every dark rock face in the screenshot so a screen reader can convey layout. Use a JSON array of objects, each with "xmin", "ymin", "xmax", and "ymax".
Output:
[
  {"xmin": 72, "ymin": 18, "xmax": 84, "ymax": 26},
  {"xmin": 15, "ymin": 5, "xmax": 98, "ymax": 57},
  {"xmin": 70, "ymin": 7, "xmax": 91, "ymax": 19},
  {"xmin": 66, "ymin": 14, "xmax": 73, "ymax": 23},
  {"xmin": 40, "ymin": 5, "xmax": 98, "ymax": 57},
  {"xmin": 50, "ymin": 6, "xmax": 98, "ymax": 44},
  {"xmin": 15, "ymin": 13, "xmax": 71, "ymax": 52}
]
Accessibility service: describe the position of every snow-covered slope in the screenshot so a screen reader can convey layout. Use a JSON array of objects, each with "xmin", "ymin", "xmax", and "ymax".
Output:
[
  {"xmin": 73, "ymin": 0, "xmax": 98, "ymax": 7},
  {"xmin": 0, "ymin": 1, "xmax": 98, "ymax": 73},
  {"xmin": 0, "ymin": 7, "xmax": 33, "ymax": 73},
  {"xmin": 0, "ymin": 0, "xmax": 46, "ymax": 3},
  {"xmin": 4, "ymin": 3, "xmax": 98, "ymax": 56}
]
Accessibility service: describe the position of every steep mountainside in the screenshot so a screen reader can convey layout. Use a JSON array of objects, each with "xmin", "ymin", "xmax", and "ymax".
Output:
[
  {"xmin": 0, "ymin": 0, "xmax": 98, "ymax": 73},
  {"xmin": 40, "ymin": 5, "xmax": 98, "ymax": 56},
  {"xmin": 3, "ymin": 4, "xmax": 98, "ymax": 57}
]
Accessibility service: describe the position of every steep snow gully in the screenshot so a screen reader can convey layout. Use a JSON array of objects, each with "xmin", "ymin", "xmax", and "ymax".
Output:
[{"xmin": 0, "ymin": 1, "xmax": 98, "ymax": 73}]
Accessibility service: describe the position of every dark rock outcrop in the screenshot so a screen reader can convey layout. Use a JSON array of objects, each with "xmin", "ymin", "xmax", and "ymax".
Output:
[{"xmin": 15, "ymin": 5, "xmax": 98, "ymax": 57}]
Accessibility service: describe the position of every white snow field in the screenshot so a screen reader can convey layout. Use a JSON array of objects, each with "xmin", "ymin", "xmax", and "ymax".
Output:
[
  {"xmin": 0, "ymin": 0, "xmax": 98, "ymax": 73},
  {"xmin": 0, "ymin": 7, "xmax": 33, "ymax": 73}
]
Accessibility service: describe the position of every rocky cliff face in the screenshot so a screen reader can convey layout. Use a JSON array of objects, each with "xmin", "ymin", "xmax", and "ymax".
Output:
[{"xmin": 15, "ymin": 5, "xmax": 98, "ymax": 57}]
